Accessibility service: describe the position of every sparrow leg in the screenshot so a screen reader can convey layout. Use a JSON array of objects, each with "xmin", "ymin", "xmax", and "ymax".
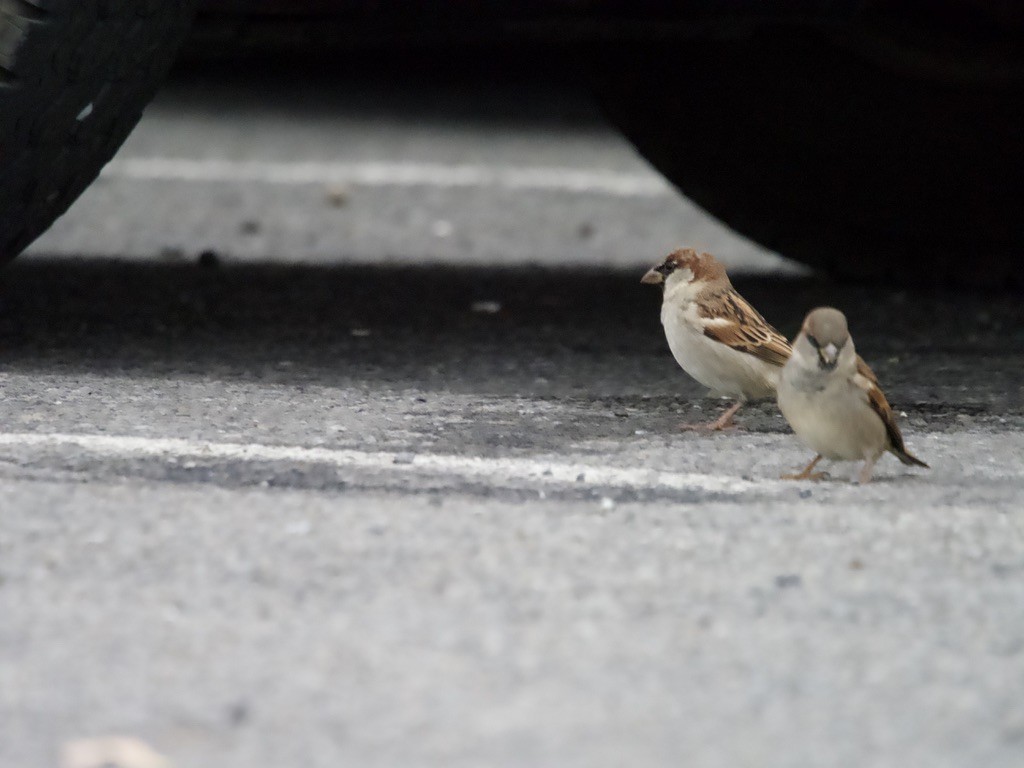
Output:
[
  {"xmin": 856, "ymin": 456, "xmax": 878, "ymax": 485},
  {"xmin": 709, "ymin": 400, "xmax": 744, "ymax": 430},
  {"xmin": 679, "ymin": 400, "xmax": 743, "ymax": 432},
  {"xmin": 781, "ymin": 454, "xmax": 827, "ymax": 481}
]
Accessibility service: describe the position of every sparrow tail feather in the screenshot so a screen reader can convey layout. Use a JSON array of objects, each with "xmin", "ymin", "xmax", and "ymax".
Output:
[{"xmin": 890, "ymin": 447, "xmax": 929, "ymax": 468}]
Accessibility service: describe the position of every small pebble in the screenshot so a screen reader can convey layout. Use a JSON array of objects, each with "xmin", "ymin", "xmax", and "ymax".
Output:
[
  {"xmin": 60, "ymin": 737, "xmax": 171, "ymax": 768},
  {"xmin": 471, "ymin": 300, "xmax": 501, "ymax": 314},
  {"xmin": 325, "ymin": 187, "xmax": 349, "ymax": 207},
  {"xmin": 775, "ymin": 574, "xmax": 802, "ymax": 589},
  {"xmin": 228, "ymin": 701, "xmax": 249, "ymax": 726}
]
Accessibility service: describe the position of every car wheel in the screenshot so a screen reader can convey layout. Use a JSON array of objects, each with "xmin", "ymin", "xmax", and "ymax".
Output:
[
  {"xmin": 597, "ymin": 29, "xmax": 1024, "ymax": 285},
  {"xmin": 0, "ymin": 0, "xmax": 196, "ymax": 265}
]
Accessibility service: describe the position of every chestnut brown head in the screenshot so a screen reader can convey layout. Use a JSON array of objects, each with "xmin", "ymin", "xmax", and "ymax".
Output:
[{"xmin": 641, "ymin": 248, "xmax": 729, "ymax": 287}]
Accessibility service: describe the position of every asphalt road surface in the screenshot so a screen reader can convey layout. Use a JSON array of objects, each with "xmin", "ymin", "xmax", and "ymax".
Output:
[{"xmin": 2, "ymin": 67, "xmax": 1024, "ymax": 768}]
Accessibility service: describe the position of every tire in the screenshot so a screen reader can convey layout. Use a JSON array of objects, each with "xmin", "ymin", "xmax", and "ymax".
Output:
[
  {"xmin": 0, "ymin": 0, "xmax": 196, "ymax": 265},
  {"xmin": 597, "ymin": 29, "xmax": 1024, "ymax": 285}
]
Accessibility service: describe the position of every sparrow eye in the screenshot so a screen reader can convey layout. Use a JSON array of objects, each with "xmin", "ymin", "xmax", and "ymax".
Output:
[
  {"xmin": 656, "ymin": 262, "xmax": 675, "ymax": 276},
  {"xmin": 805, "ymin": 334, "xmax": 821, "ymax": 349}
]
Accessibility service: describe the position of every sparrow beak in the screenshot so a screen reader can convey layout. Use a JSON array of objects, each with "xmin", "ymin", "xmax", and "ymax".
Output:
[
  {"xmin": 641, "ymin": 268, "xmax": 664, "ymax": 285},
  {"xmin": 818, "ymin": 342, "xmax": 839, "ymax": 369}
]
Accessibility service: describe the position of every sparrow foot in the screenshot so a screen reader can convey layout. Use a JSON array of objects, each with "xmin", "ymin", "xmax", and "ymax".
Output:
[
  {"xmin": 679, "ymin": 400, "xmax": 744, "ymax": 432},
  {"xmin": 855, "ymin": 457, "xmax": 878, "ymax": 485},
  {"xmin": 677, "ymin": 420, "xmax": 739, "ymax": 433},
  {"xmin": 781, "ymin": 471, "xmax": 828, "ymax": 481},
  {"xmin": 781, "ymin": 454, "xmax": 826, "ymax": 481}
]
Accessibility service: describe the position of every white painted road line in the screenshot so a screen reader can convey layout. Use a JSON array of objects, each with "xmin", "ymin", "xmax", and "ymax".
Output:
[
  {"xmin": 101, "ymin": 158, "xmax": 675, "ymax": 198},
  {"xmin": 0, "ymin": 432, "xmax": 767, "ymax": 495}
]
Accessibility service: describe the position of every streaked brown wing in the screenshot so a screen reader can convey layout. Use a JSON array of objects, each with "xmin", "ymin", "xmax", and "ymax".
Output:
[
  {"xmin": 699, "ymin": 290, "xmax": 792, "ymax": 367},
  {"xmin": 854, "ymin": 356, "xmax": 908, "ymax": 454}
]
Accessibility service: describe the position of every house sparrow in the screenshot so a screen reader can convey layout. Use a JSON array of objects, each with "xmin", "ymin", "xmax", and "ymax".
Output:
[
  {"xmin": 641, "ymin": 248, "xmax": 792, "ymax": 430},
  {"xmin": 777, "ymin": 307, "xmax": 928, "ymax": 483}
]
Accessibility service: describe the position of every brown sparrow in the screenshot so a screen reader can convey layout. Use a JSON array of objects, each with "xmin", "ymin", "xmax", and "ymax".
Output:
[
  {"xmin": 777, "ymin": 307, "xmax": 928, "ymax": 484},
  {"xmin": 641, "ymin": 248, "xmax": 792, "ymax": 430}
]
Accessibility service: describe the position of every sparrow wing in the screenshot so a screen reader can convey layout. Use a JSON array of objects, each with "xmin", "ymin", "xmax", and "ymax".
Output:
[
  {"xmin": 853, "ymin": 356, "xmax": 929, "ymax": 468},
  {"xmin": 854, "ymin": 355, "xmax": 883, "ymax": 387},
  {"xmin": 699, "ymin": 290, "xmax": 792, "ymax": 367}
]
